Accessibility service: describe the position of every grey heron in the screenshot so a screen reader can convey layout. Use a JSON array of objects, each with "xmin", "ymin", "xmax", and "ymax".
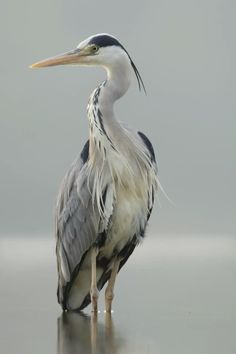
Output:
[{"xmin": 31, "ymin": 33, "xmax": 158, "ymax": 312}]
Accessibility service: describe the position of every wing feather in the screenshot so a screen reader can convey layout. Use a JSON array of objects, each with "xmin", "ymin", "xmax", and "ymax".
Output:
[{"xmin": 55, "ymin": 140, "xmax": 113, "ymax": 306}]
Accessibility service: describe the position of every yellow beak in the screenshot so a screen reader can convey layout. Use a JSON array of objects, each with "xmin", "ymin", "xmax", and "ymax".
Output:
[{"xmin": 30, "ymin": 49, "xmax": 84, "ymax": 68}]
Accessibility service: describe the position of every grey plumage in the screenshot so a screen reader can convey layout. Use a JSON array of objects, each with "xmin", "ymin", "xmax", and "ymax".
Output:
[
  {"xmin": 55, "ymin": 125, "xmax": 157, "ymax": 310},
  {"xmin": 31, "ymin": 33, "xmax": 158, "ymax": 311},
  {"xmin": 55, "ymin": 146, "xmax": 113, "ymax": 308}
]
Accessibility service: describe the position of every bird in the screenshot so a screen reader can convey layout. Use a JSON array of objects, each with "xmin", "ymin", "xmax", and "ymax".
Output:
[{"xmin": 30, "ymin": 33, "xmax": 158, "ymax": 313}]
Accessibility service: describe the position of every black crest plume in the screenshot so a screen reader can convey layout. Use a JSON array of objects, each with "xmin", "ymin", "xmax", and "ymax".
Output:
[{"xmin": 89, "ymin": 34, "xmax": 147, "ymax": 94}]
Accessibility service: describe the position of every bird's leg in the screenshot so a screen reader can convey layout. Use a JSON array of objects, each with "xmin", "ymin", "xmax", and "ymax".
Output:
[
  {"xmin": 90, "ymin": 247, "xmax": 99, "ymax": 312},
  {"xmin": 105, "ymin": 258, "xmax": 120, "ymax": 312}
]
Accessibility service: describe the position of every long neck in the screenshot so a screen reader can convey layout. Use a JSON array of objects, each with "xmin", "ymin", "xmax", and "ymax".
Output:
[{"xmin": 88, "ymin": 56, "xmax": 132, "ymax": 154}]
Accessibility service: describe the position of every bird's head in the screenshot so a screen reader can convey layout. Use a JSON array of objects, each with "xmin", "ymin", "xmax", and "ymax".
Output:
[{"xmin": 30, "ymin": 33, "xmax": 145, "ymax": 92}]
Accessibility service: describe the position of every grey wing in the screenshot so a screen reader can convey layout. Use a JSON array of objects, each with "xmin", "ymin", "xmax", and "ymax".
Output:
[{"xmin": 55, "ymin": 141, "xmax": 113, "ymax": 308}]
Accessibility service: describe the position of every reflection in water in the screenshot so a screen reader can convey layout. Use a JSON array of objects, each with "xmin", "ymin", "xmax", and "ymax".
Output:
[{"xmin": 57, "ymin": 312, "xmax": 124, "ymax": 354}]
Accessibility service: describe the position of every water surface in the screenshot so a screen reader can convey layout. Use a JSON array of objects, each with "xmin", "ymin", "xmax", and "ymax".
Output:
[{"xmin": 0, "ymin": 234, "xmax": 235, "ymax": 354}]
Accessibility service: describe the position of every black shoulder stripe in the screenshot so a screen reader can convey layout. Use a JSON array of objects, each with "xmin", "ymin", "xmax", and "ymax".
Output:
[{"xmin": 138, "ymin": 131, "xmax": 156, "ymax": 163}]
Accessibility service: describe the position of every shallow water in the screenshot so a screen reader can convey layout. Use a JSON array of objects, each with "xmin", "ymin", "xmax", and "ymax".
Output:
[{"xmin": 0, "ymin": 234, "xmax": 235, "ymax": 354}]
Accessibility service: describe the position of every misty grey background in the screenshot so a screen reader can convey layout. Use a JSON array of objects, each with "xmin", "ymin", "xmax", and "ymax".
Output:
[
  {"xmin": 0, "ymin": 0, "xmax": 235, "ymax": 235},
  {"xmin": 0, "ymin": 2, "xmax": 235, "ymax": 353}
]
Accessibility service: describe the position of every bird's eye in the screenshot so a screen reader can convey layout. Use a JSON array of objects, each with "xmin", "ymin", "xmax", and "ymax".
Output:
[{"xmin": 91, "ymin": 45, "xmax": 99, "ymax": 53}]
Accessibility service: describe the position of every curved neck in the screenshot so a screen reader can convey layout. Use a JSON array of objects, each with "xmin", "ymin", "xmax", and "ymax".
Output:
[
  {"xmin": 105, "ymin": 59, "xmax": 132, "ymax": 100},
  {"xmin": 88, "ymin": 55, "xmax": 132, "ymax": 154},
  {"xmin": 98, "ymin": 55, "xmax": 132, "ymax": 113}
]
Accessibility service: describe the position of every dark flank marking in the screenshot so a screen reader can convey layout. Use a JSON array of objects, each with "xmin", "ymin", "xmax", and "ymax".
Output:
[
  {"xmin": 80, "ymin": 140, "xmax": 89, "ymax": 164},
  {"xmin": 88, "ymin": 34, "xmax": 146, "ymax": 93},
  {"xmin": 95, "ymin": 230, "xmax": 107, "ymax": 248},
  {"xmin": 79, "ymin": 293, "xmax": 91, "ymax": 310},
  {"xmin": 147, "ymin": 186, "xmax": 154, "ymax": 221},
  {"xmin": 138, "ymin": 131, "xmax": 156, "ymax": 163},
  {"xmin": 73, "ymin": 252, "xmax": 111, "ymax": 311},
  {"xmin": 97, "ymin": 236, "xmax": 138, "ymax": 292},
  {"xmin": 97, "ymin": 269, "xmax": 112, "ymax": 292},
  {"xmin": 118, "ymin": 242, "xmax": 137, "ymax": 272},
  {"xmin": 118, "ymin": 236, "xmax": 139, "ymax": 258},
  {"xmin": 97, "ymin": 255, "xmax": 110, "ymax": 268},
  {"xmin": 137, "ymin": 133, "xmax": 156, "ymax": 222}
]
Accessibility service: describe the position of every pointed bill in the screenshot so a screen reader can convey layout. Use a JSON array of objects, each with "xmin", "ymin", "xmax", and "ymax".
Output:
[{"xmin": 30, "ymin": 49, "xmax": 83, "ymax": 68}]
